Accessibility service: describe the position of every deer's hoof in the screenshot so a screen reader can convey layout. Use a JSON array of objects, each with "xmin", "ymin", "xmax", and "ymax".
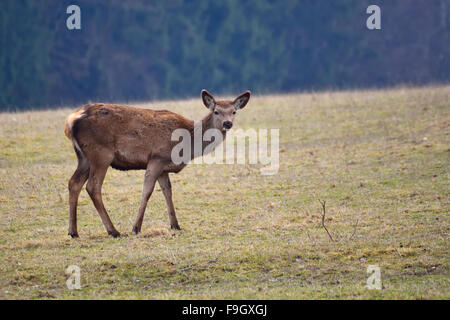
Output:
[
  {"xmin": 108, "ymin": 230, "xmax": 121, "ymax": 238},
  {"xmin": 132, "ymin": 226, "xmax": 141, "ymax": 234},
  {"xmin": 171, "ymin": 224, "xmax": 181, "ymax": 230},
  {"xmin": 68, "ymin": 231, "xmax": 79, "ymax": 238}
]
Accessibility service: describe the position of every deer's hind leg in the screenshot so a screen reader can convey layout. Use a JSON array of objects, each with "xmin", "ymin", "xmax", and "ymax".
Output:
[
  {"xmin": 68, "ymin": 148, "xmax": 90, "ymax": 238},
  {"xmin": 85, "ymin": 151, "xmax": 120, "ymax": 237}
]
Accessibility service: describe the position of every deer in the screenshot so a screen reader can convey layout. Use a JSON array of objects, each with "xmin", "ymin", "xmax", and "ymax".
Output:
[{"xmin": 64, "ymin": 90, "xmax": 251, "ymax": 238}]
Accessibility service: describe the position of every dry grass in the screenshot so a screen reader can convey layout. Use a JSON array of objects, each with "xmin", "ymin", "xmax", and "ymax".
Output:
[{"xmin": 0, "ymin": 85, "xmax": 449, "ymax": 299}]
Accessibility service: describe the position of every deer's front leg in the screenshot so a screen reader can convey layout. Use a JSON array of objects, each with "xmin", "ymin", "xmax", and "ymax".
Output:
[
  {"xmin": 132, "ymin": 160, "xmax": 163, "ymax": 234},
  {"xmin": 158, "ymin": 172, "xmax": 180, "ymax": 230}
]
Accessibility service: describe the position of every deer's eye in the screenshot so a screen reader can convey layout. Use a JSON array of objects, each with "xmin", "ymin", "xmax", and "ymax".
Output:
[
  {"xmin": 214, "ymin": 111, "xmax": 219, "ymax": 115},
  {"xmin": 232, "ymin": 111, "xmax": 236, "ymax": 115}
]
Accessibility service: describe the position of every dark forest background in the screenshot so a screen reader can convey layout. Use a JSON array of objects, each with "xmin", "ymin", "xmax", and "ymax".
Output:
[{"xmin": 0, "ymin": 0, "xmax": 449, "ymax": 111}]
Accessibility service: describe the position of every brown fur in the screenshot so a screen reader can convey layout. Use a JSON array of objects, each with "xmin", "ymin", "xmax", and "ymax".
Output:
[{"xmin": 65, "ymin": 90, "xmax": 251, "ymax": 237}]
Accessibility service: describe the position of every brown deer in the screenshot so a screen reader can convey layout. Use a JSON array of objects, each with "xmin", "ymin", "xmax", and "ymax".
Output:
[{"xmin": 64, "ymin": 90, "xmax": 251, "ymax": 238}]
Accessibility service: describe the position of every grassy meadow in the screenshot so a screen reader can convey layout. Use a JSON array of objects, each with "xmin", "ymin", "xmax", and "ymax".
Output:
[{"xmin": 0, "ymin": 86, "xmax": 449, "ymax": 299}]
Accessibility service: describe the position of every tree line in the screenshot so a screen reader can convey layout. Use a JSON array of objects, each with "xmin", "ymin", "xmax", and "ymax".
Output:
[{"xmin": 0, "ymin": 0, "xmax": 448, "ymax": 110}]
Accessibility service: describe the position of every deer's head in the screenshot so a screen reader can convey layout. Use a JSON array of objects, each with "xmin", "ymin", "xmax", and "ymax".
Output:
[{"xmin": 201, "ymin": 89, "xmax": 251, "ymax": 132}]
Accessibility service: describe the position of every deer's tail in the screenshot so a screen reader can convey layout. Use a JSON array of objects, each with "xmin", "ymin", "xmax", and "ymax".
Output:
[
  {"xmin": 64, "ymin": 108, "xmax": 86, "ymax": 141},
  {"xmin": 64, "ymin": 108, "xmax": 88, "ymax": 157}
]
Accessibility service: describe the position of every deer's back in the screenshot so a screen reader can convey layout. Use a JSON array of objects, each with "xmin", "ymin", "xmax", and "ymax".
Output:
[{"xmin": 72, "ymin": 103, "xmax": 193, "ymax": 171}]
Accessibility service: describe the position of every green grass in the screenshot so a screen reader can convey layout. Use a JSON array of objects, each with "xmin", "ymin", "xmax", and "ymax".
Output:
[{"xmin": 0, "ymin": 85, "xmax": 449, "ymax": 299}]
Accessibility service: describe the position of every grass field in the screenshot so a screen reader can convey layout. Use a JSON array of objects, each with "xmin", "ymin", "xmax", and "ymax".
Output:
[{"xmin": 0, "ymin": 86, "xmax": 449, "ymax": 299}]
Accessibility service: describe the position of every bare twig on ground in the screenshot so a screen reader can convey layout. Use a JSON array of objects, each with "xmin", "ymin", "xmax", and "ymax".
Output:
[{"xmin": 318, "ymin": 199, "xmax": 334, "ymax": 242}]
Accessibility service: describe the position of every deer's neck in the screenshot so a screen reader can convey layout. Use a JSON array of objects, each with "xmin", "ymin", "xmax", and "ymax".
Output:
[{"xmin": 189, "ymin": 112, "xmax": 226, "ymax": 159}]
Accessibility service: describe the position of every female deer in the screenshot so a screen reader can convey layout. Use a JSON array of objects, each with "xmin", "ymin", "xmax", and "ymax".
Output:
[{"xmin": 64, "ymin": 90, "xmax": 251, "ymax": 237}]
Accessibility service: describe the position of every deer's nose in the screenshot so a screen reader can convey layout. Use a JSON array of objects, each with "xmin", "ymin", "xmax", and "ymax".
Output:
[{"xmin": 223, "ymin": 121, "xmax": 233, "ymax": 129}]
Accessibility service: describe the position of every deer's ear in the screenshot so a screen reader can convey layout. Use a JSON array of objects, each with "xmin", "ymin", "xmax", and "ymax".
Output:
[
  {"xmin": 233, "ymin": 90, "xmax": 251, "ymax": 110},
  {"xmin": 201, "ymin": 89, "xmax": 216, "ymax": 110}
]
